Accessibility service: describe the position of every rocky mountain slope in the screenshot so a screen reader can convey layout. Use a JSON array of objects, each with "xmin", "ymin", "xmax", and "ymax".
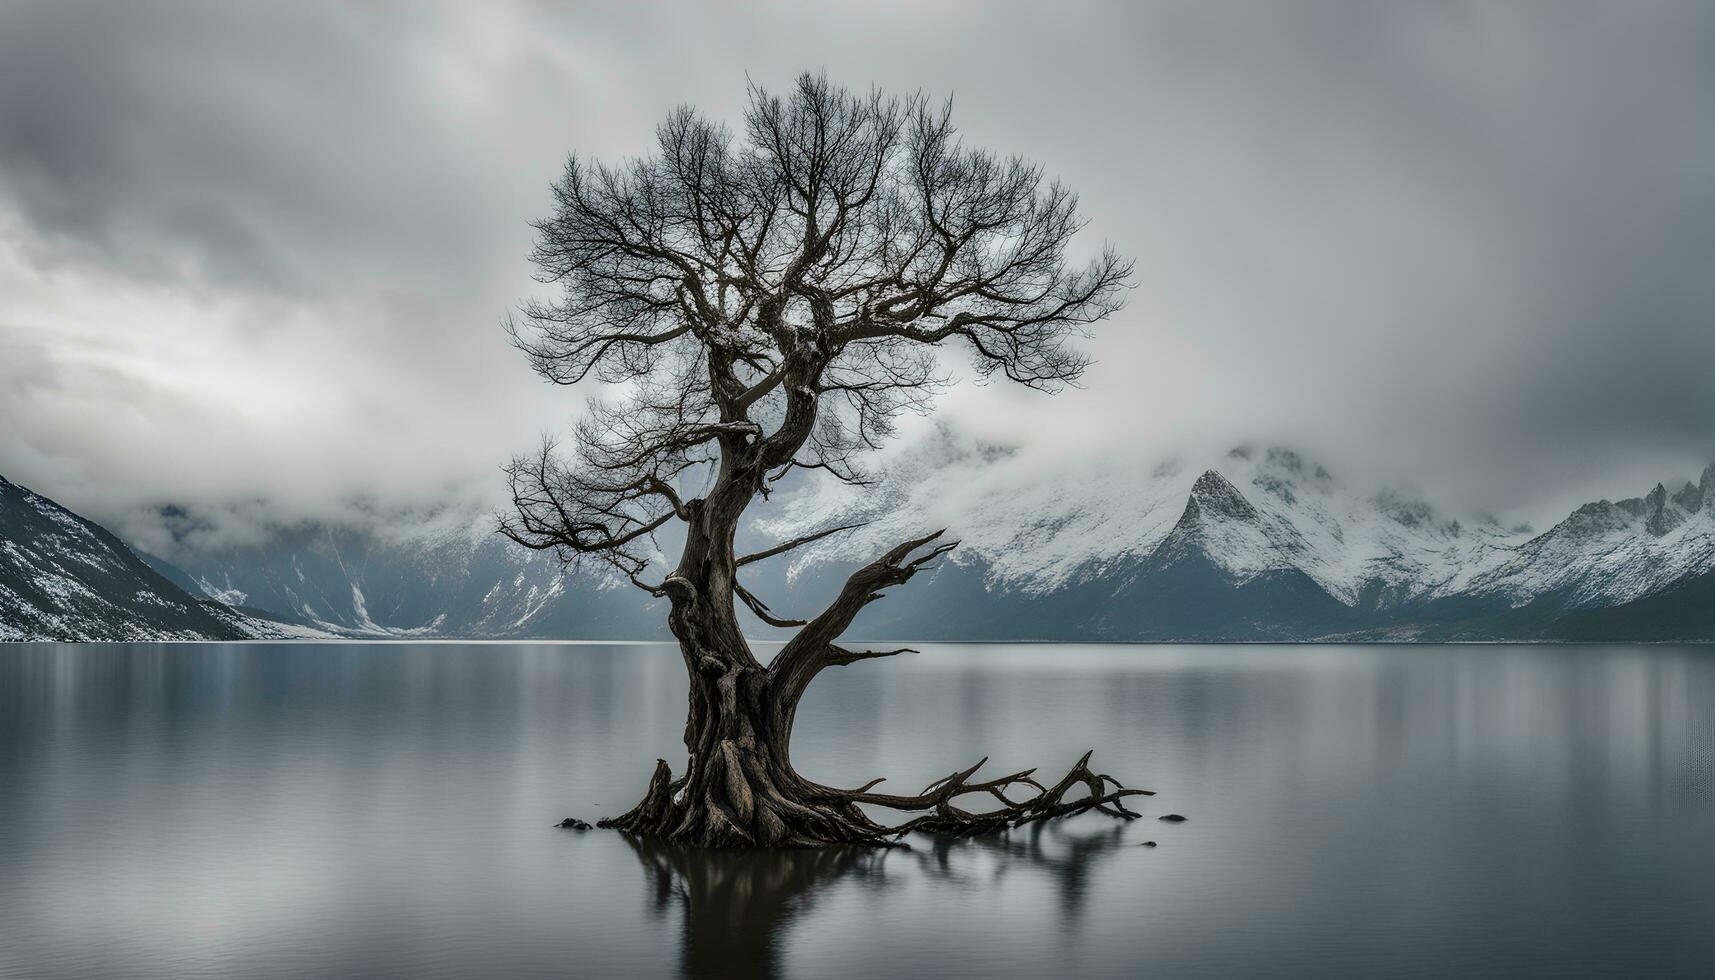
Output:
[
  {"xmin": 762, "ymin": 435, "xmax": 1715, "ymax": 641},
  {"xmin": 9, "ymin": 441, "xmax": 1714, "ymax": 642},
  {"xmin": 1466, "ymin": 473, "xmax": 1715, "ymax": 609},
  {"xmin": 143, "ymin": 505, "xmax": 666, "ymax": 639},
  {"xmin": 0, "ymin": 475, "xmax": 317, "ymax": 641}
]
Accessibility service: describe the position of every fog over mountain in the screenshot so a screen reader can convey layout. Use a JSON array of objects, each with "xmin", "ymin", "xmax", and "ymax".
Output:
[
  {"xmin": 2, "ymin": 1, "xmax": 1714, "ymax": 543},
  {"xmin": 9, "ymin": 438, "xmax": 1715, "ymax": 642}
]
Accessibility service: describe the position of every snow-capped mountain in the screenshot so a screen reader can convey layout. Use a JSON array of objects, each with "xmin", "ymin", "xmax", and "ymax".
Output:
[
  {"xmin": 1467, "ymin": 468, "xmax": 1715, "ymax": 609},
  {"xmin": 762, "ymin": 438, "xmax": 1521, "ymax": 597},
  {"xmin": 9, "ymin": 439, "xmax": 1715, "ymax": 642},
  {"xmin": 759, "ymin": 432, "xmax": 1715, "ymax": 641},
  {"xmin": 0, "ymin": 475, "xmax": 315, "ymax": 641},
  {"xmin": 147, "ymin": 505, "xmax": 666, "ymax": 639}
]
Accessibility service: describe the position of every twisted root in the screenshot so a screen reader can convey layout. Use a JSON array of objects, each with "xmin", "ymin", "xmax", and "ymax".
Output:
[
  {"xmin": 839, "ymin": 749, "xmax": 1151, "ymax": 839},
  {"xmin": 599, "ymin": 750, "xmax": 1151, "ymax": 848}
]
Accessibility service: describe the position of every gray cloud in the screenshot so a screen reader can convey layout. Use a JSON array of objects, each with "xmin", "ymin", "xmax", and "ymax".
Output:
[{"xmin": 1, "ymin": 0, "xmax": 1712, "ymax": 540}]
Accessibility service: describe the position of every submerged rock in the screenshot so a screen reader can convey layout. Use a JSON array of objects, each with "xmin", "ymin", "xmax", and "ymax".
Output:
[
  {"xmin": 556, "ymin": 817, "xmax": 592, "ymax": 830},
  {"xmin": 1158, "ymin": 813, "xmax": 1187, "ymax": 823}
]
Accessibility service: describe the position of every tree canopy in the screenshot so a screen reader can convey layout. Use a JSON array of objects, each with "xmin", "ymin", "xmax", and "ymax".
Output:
[
  {"xmin": 502, "ymin": 74, "xmax": 1140, "ymax": 848},
  {"xmin": 500, "ymin": 73, "xmax": 1131, "ymax": 590}
]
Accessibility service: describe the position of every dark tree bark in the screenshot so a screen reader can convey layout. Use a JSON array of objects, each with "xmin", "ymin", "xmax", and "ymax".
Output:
[{"xmin": 502, "ymin": 74, "xmax": 1142, "ymax": 847}]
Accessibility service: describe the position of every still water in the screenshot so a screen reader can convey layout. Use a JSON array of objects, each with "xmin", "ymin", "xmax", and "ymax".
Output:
[{"xmin": 1, "ymin": 642, "xmax": 1712, "ymax": 979}]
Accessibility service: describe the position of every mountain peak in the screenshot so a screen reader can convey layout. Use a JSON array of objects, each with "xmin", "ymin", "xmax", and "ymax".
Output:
[
  {"xmin": 1263, "ymin": 447, "xmax": 1307, "ymax": 476},
  {"xmin": 1643, "ymin": 482, "xmax": 1686, "ymax": 537},
  {"xmin": 1671, "ymin": 480, "xmax": 1704, "ymax": 515},
  {"xmin": 1181, "ymin": 470, "xmax": 1260, "ymax": 525},
  {"xmin": 1565, "ymin": 499, "xmax": 1632, "ymax": 535}
]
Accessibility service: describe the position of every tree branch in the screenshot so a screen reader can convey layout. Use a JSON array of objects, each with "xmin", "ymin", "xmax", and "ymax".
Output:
[
  {"xmin": 765, "ymin": 530, "xmax": 955, "ymax": 702},
  {"xmin": 734, "ymin": 580, "xmax": 806, "ymax": 628},
  {"xmin": 735, "ymin": 522, "xmax": 867, "ymax": 567}
]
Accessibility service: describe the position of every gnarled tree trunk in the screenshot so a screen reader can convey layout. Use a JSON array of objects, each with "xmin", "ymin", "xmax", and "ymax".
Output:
[
  {"xmin": 599, "ymin": 514, "xmax": 1151, "ymax": 847},
  {"xmin": 502, "ymin": 74, "xmax": 1142, "ymax": 849}
]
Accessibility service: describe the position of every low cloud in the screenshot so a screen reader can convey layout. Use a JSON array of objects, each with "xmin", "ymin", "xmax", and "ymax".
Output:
[{"xmin": 2, "ymin": 0, "xmax": 1712, "ymax": 538}]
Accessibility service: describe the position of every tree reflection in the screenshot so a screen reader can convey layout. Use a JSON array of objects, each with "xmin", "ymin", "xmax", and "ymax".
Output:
[
  {"xmin": 623, "ymin": 820, "xmax": 1135, "ymax": 979},
  {"xmin": 913, "ymin": 820, "xmax": 1133, "ymax": 927}
]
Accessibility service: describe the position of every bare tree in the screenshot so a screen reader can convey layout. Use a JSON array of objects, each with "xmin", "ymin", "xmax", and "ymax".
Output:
[{"xmin": 502, "ymin": 74, "xmax": 1143, "ymax": 847}]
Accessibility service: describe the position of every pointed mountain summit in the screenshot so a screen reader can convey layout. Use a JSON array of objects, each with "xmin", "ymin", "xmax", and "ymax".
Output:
[
  {"xmin": 761, "ymin": 440, "xmax": 1715, "ymax": 641},
  {"xmin": 1463, "ymin": 459, "xmax": 1715, "ymax": 619},
  {"xmin": 1179, "ymin": 470, "xmax": 1261, "ymax": 525},
  {"xmin": 1644, "ymin": 482, "xmax": 1687, "ymax": 537},
  {"xmin": 13, "ymin": 448, "xmax": 1715, "ymax": 643},
  {"xmin": 1671, "ymin": 480, "xmax": 1704, "ymax": 515}
]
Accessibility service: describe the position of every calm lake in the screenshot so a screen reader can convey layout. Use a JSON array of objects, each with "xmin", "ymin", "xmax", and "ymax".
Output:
[{"xmin": 2, "ymin": 642, "xmax": 1712, "ymax": 979}]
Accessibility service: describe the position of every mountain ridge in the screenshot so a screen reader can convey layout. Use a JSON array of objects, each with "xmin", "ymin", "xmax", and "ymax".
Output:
[
  {"xmin": 0, "ymin": 474, "xmax": 319, "ymax": 641},
  {"xmin": 5, "ymin": 443, "xmax": 1715, "ymax": 642},
  {"xmin": 764, "ymin": 436, "xmax": 1715, "ymax": 641}
]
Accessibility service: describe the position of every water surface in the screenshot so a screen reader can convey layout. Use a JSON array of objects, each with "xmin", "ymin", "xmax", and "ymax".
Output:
[{"xmin": 2, "ymin": 642, "xmax": 1712, "ymax": 978}]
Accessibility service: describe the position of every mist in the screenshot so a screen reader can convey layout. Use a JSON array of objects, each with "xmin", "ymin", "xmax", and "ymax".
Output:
[{"xmin": 3, "ymin": 0, "xmax": 1712, "ymax": 545}]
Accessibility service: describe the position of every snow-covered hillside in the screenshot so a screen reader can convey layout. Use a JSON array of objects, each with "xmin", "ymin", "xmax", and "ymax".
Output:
[
  {"xmin": 760, "ymin": 430, "xmax": 1715, "ymax": 639},
  {"xmin": 0, "ymin": 475, "xmax": 320, "ymax": 641},
  {"xmin": 1469, "ymin": 468, "xmax": 1715, "ymax": 609},
  {"xmin": 148, "ymin": 504, "xmax": 665, "ymax": 639},
  {"xmin": 764, "ymin": 435, "xmax": 1533, "ymax": 606},
  {"xmin": 9, "ymin": 440, "xmax": 1715, "ymax": 642}
]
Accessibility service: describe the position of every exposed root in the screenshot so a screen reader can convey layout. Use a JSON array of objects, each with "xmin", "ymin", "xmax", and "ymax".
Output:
[
  {"xmin": 840, "ymin": 749, "xmax": 1151, "ymax": 839},
  {"xmin": 590, "ymin": 532, "xmax": 1151, "ymax": 850},
  {"xmin": 599, "ymin": 750, "xmax": 1151, "ymax": 848},
  {"xmin": 599, "ymin": 759, "xmax": 685, "ymax": 835}
]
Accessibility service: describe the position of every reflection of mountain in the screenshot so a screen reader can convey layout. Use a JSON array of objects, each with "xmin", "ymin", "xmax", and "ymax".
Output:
[{"xmin": 620, "ymin": 823, "xmax": 1135, "ymax": 980}]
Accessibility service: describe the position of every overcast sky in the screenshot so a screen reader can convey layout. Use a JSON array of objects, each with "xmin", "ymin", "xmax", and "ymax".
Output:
[{"xmin": 3, "ymin": 0, "xmax": 1713, "ymax": 543}]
